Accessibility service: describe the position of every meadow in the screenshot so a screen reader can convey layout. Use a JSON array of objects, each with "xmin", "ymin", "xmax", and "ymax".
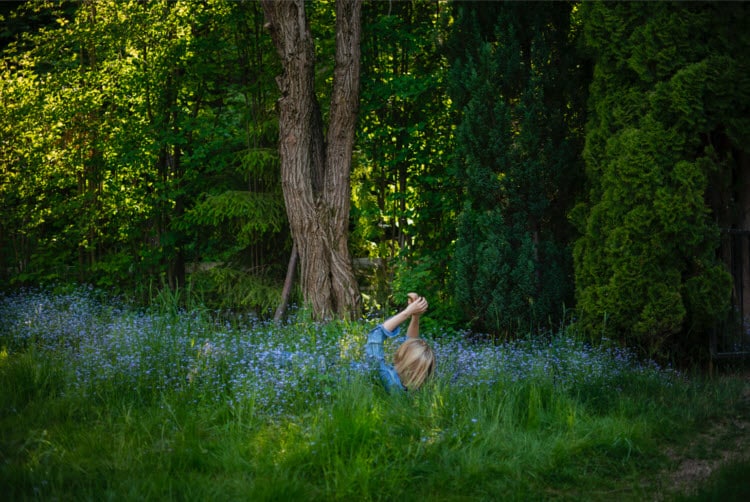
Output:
[{"xmin": 1, "ymin": 287, "xmax": 747, "ymax": 501}]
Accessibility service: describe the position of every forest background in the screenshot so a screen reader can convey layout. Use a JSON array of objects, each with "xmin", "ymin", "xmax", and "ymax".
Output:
[{"xmin": 1, "ymin": 0, "xmax": 749, "ymax": 364}]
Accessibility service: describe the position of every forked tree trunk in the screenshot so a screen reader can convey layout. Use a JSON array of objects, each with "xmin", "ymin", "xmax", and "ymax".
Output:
[{"xmin": 261, "ymin": 0, "xmax": 362, "ymax": 319}]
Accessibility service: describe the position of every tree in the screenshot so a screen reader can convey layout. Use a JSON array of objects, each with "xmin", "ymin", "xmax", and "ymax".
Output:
[
  {"xmin": 167, "ymin": 0, "xmax": 289, "ymax": 312},
  {"xmin": 0, "ymin": 0, "xmax": 289, "ymax": 310},
  {"xmin": 447, "ymin": 2, "xmax": 586, "ymax": 335},
  {"xmin": 0, "ymin": 0, "xmax": 142, "ymax": 286},
  {"xmin": 352, "ymin": 0, "xmax": 456, "ymax": 317},
  {"xmin": 572, "ymin": 2, "xmax": 748, "ymax": 359},
  {"xmin": 260, "ymin": 0, "xmax": 362, "ymax": 319}
]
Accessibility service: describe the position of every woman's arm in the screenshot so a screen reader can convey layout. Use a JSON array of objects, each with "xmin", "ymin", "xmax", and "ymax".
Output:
[
  {"xmin": 406, "ymin": 312, "xmax": 420, "ymax": 339},
  {"xmin": 382, "ymin": 295, "xmax": 428, "ymax": 334}
]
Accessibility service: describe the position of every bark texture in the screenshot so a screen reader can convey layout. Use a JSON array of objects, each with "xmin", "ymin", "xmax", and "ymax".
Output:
[{"xmin": 261, "ymin": 0, "xmax": 362, "ymax": 319}]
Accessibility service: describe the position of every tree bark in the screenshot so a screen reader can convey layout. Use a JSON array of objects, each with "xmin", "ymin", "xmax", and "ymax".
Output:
[
  {"xmin": 261, "ymin": 0, "xmax": 362, "ymax": 320},
  {"xmin": 274, "ymin": 242, "xmax": 298, "ymax": 322}
]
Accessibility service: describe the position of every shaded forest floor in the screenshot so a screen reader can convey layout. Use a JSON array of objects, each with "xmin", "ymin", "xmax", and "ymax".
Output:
[{"xmin": 652, "ymin": 372, "xmax": 750, "ymax": 501}]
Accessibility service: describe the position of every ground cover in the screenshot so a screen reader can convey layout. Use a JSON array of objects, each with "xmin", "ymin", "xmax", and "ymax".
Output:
[{"xmin": 0, "ymin": 287, "xmax": 747, "ymax": 500}]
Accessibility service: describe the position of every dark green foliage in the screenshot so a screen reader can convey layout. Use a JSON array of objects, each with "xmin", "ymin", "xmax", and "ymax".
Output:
[
  {"xmin": 573, "ymin": 2, "xmax": 749, "ymax": 358},
  {"xmin": 448, "ymin": 2, "xmax": 586, "ymax": 335},
  {"xmin": 0, "ymin": 0, "xmax": 288, "ymax": 311},
  {"xmin": 2, "ymin": 0, "xmax": 749, "ymax": 364},
  {"xmin": 353, "ymin": 0, "xmax": 458, "ymax": 318}
]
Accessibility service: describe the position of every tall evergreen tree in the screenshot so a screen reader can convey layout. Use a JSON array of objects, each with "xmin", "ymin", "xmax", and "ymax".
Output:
[
  {"xmin": 448, "ymin": 2, "xmax": 586, "ymax": 334},
  {"xmin": 573, "ymin": 2, "xmax": 749, "ymax": 358}
]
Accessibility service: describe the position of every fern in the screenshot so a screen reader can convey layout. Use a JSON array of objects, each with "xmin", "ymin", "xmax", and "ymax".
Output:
[{"xmin": 183, "ymin": 191, "xmax": 285, "ymax": 234}]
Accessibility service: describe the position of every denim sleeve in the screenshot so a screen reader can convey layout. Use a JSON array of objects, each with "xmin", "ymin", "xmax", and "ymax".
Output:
[
  {"xmin": 364, "ymin": 324, "xmax": 401, "ymax": 361},
  {"xmin": 365, "ymin": 324, "xmax": 406, "ymax": 392}
]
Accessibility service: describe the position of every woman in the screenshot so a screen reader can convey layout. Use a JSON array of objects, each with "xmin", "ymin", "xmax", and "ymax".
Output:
[{"xmin": 364, "ymin": 293, "xmax": 435, "ymax": 392}]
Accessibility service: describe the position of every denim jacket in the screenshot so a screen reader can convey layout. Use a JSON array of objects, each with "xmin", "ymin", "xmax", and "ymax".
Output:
[{"xmin": 364, "ymin": 324, "xmax": 406, "ymax": 393}]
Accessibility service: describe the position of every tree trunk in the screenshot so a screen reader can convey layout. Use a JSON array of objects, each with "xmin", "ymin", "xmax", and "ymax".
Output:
[
  {"xmin": 261, "ymin": 0, "xmax": 362, "ymax": 320},
  {"xmin": 274, "ymin": 242, "xmax": 298, "ymax": 321}
]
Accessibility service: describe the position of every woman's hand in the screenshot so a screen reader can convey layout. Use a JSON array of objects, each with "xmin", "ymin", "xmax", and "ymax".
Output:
[
  {"xmin": 405, "ymin": 294, "xmax": 428, "ymax": 317},
  {"xmin": 382, "ymin": 293, "xmax": 429, "ymax": 334}
]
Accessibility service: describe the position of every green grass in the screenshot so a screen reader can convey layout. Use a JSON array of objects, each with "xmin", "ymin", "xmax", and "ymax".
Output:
[{"xmin": 0, "ymin": 288, "xmax": 747, "ymax": 500}]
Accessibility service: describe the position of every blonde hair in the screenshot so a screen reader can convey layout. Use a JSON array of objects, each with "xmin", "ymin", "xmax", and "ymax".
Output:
[{"xmin": 394, "ymin": 338, "xmax": 435, "ymax": 390}]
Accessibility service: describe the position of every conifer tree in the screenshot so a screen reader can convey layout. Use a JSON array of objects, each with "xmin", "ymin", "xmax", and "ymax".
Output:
[
  {"xmin": 448, "ymin": 2, "xmax": 586, "ymax": 334},
  {"xmin": 573, "ymin": 2, "xmax": 749, "ymax": 358}
]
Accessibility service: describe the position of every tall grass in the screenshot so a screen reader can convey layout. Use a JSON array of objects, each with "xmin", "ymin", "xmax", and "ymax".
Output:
[{"xmin": 0, "ymin": 287, "xmax": 746, "ymax": 500}]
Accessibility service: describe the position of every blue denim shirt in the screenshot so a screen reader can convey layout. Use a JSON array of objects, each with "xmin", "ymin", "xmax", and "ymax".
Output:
[{"xmin": 364, "ymin": 324, "xmax": 406, "ymax": 393}]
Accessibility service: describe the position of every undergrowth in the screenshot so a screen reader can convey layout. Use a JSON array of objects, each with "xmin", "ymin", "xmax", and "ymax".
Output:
[{"xmin": 0, "ymin": 287, "xmax": 745, "ymax": 501}]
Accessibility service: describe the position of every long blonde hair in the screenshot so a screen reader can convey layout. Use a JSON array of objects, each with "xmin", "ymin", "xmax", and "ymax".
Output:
[{"xmin": 394, "ymin": 338, "xmax": 435, "ymax": 390}]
